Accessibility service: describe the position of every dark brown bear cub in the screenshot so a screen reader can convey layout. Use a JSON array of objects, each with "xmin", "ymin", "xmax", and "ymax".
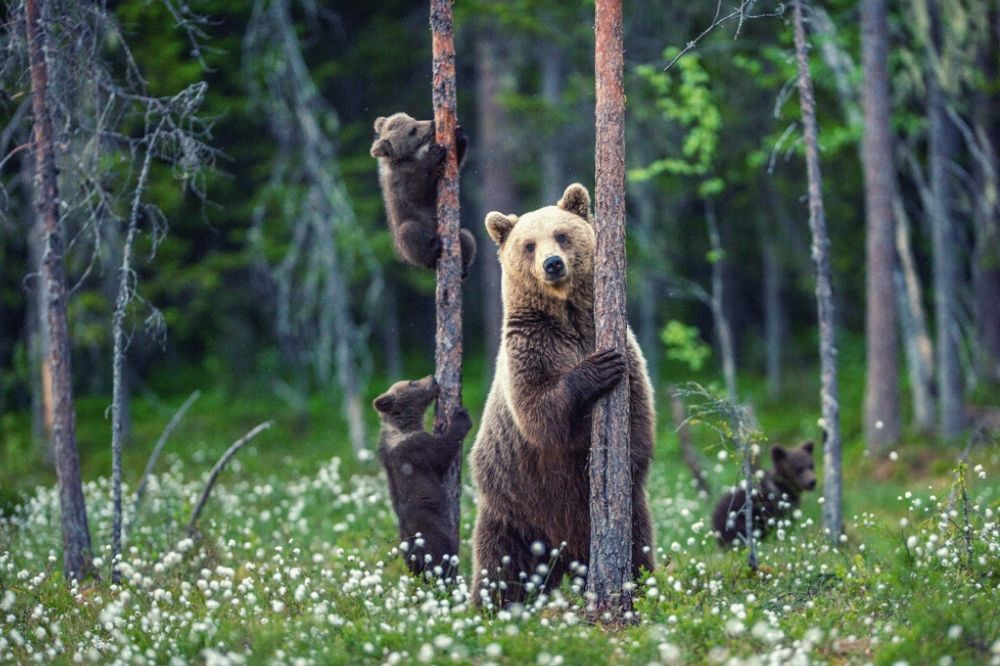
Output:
[
  {"xmin": 712, "ymin": 441, "xmax": 817, "ymax": 547},
  {"xmin": 373, "ymin": 376, "xmax": 472, "ymax": 576},
  {"xmin": 370, "ymin": 112, "xmax": 476, "ymax": 275}
]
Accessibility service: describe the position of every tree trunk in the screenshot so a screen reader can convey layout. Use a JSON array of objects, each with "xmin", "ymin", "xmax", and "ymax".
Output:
[
  {"xmin": 25, "ymin": 0, "xmax": 94, "ymax": 582},
  {"xmin": 793, "ymin": 0, "xmax": 843, "ymax": 541},
  {"xmin": 761, "ymin": 229, "xmax": 783, "ymax": 399},
  {"xmin": 539, "ymin": 42, "xmax": 565, "ymax": 204},
  {"xmin": 926, "ymin": 0, "xmax": 965, "ymax": 439},
  {"xmin": 588, "ymin": 0, "xmax": 633, "ymax": 619},
  {"xmin": 475, "ymin": 25, "xmax": 512, "ymax": 370},
  {"xmin": 431, "ymin": 0, "xmax": 465, "ymax": 550},
  {"xmin": 972, "ymin": 7, "xmax": 1000, "ymax": 385},
  {"xmin": 893, "ymin": 197, "xmax": 936, "ymax": 431},
  {"xmin": 706, "ymin": 200, "xmax": 737, "ymax": 400},
  {"xmin": 381, "ymin": 280, "xmax": 403, "ymax": 380},
  {"xmin": 860, "ymin": 0, "xmax": 901, "ymax": 450}
]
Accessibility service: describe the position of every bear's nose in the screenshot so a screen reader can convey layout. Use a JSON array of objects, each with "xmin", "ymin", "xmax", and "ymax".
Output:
[{"xmin": 543, "ymin": 256, "xmax": 565, "ymax": 277}]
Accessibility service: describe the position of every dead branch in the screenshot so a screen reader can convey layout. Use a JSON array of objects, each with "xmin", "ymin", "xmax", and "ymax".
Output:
[
  {"xmin": 663, "ymin": 0, "xmax": 785, "ymax": 72},
  {"xmin": 187, "ymin": 421, "xmax": 273, "ymax": 537},
  {"xmin": 130, "ymin": 389, "xmax": 201, "ymax": 523},
  {"xmin": 669, "ymin": 386, "xmax": 711, "ymax": 496}
]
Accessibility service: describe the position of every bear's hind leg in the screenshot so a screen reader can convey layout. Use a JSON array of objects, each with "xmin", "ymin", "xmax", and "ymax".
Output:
[
  {"xmin": 631, "ymin": 492, "xmax": 656, "ymax": 578},
  {"xmin": 473, "ymin": 513, "xmax": 538, "ymax": 609},
  {"xmin": 396, "ymin": 219, "xmax": 441, "ymax": 269}
]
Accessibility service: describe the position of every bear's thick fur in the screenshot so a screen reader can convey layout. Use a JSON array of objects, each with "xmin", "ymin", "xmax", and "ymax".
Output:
[
  {"xmin": 374, "ymin": 376, "xmax": 472, "ymax": 576},
  {"xmin": 469, "ymin": 183, "xmax": 656, "ymax": 608},
  {"xmin": 370, "ymin": 112, "xmax": 476, "ymax": 275},
  {"xmin": 712, "ymin": 441, "xmax": 817, "ymax": 547}
]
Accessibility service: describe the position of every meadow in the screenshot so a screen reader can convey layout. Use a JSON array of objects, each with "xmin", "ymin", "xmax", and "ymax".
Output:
[{"xmin": 2, "ymin": 356, "xmax": 999, "ymax": 665}]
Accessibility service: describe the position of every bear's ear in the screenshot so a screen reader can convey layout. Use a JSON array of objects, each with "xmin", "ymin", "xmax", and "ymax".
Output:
[
  {"xmin": 557, "ymin": 183, "xmax": 592, "ymax": 219},
  {"xmin": 373, "ymin": 116, "xmax": 387, "ymax": 134},
  {"xmin": 486, "ymin": 212, "xmax": 518, "ymax": 246},
  {"xmin": 801, "ymin": 441, "xmax": 814, "ymax": 455},
  {"xmin": 771, "ymin": 445, "xmax": 787, "ymax": 465},
  {"xmin": 373, "ymin": 394, "xmax": 394, "ymax": 413}
]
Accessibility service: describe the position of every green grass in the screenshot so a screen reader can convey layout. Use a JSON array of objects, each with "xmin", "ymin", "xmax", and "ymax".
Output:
[{"xmin": 1, "ymin": 363, "xmax": 999, "ymax": 664}]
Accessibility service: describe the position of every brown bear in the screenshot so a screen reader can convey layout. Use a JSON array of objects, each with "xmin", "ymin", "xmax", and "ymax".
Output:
[
  {"xmin": 370, "ymin": 112, "xmax": 476, "ymax": 275},
  {"xmin": 469, "ymin": 183, "xmax": 656, "ymax": 609},
  {"xmin": 373, "ymin": 376, "xmax": 473, "ymax": 577},
  {"xmin": 712, "ymin": 441, "xmax": 817, "ymax": 547}
]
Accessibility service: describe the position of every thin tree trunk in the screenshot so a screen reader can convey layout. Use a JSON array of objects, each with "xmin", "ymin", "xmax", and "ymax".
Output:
[
  {"xmin": 706, "ymin": 200, "xmax": 737, "ymax": 400},
  {"xmin": 475, "ymin": 26, "xmax": 512, "ymax": 370},
  {"xmin": 861, "ymin": 0, "xmax": 901, "ymax": 450},
  {"xmin": 111, "ymin": 120, "xmax": 163, "ymax": 582},
  {"xmin": 761, "ymin": 229, "xmax": 783, "ymax": 399},
  {"xmin": 25, "ymin": 0, "xmax": 94, "ymax": 582},
  {"xmin": 894, "ymin": 197, "xmax": 936, "ymax": 431},
  {"xmin": 793, "ymin": 0, "xmax": 843, "ymax": 541},
  {"xmin": 539, "ymin": 42, "xmax": 565, "ymax": 204},
  {"xmin": 588, "ymin": 0, "xmax": 633, "ymax": 619},
  {"xmin": 382, "ymin": 281, "xmax": 403, "ymax": 380},
  {"xmin": 926, "ymin": 0, "xmax": 965, "ymax": 439},
  {"xmin": 973, "ymin": 7, "xmax": 1000, "ymax": 385},
  {"xmin": 431, "ymin": 0, "xmax": 465, "ymax": 550}
]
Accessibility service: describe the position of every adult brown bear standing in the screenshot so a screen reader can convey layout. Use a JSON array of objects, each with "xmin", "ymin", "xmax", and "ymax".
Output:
[{"xmin": 470, "ymin": 183, "xmax": 655, "ymax": 609}]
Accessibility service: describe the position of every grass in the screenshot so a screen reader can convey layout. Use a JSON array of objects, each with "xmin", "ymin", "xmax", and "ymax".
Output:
[{"xmin": 1, "ymin": 358, "xmax": 999, "ymax": 664}]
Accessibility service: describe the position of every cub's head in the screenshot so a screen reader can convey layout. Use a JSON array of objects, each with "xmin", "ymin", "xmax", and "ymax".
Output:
[
  {"xmin": 373, "ymin": 375, "xmax": 438, "ymax": 429},
  {"xmin": 370, "ymin": 113, "xmax": 435, "ymax": 161},
  {"xmin": 771, "ymin": 441, "xmax": 817, "ymax": 491},
  {"xmin": 485, "ymin": 183, "xmax": 595, "ymax": 303}
]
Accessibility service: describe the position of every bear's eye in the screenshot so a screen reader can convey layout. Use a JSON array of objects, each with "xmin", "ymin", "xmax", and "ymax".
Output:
[
  {"xmin": 409, "ymin": 127, "xmax": 417, "ymax": 136},
  {"xmin": 555, "ymin": 233, "xmax": 568, "ymax": 244},
  {"xmin": 525, "ymin": 242, "xmax": 535, "ymax": 253}
]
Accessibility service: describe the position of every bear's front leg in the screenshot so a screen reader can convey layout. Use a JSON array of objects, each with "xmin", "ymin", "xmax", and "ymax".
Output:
[{"xmin": 565, "ymin": 348, "xmax": 627, "ymax": 408}]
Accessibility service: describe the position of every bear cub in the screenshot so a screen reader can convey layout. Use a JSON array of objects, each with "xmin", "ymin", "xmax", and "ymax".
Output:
[
  {"xmin": 712, "ymin": 441, "xmax": 817, "ymax": 547},
  {"xmin": 370, "ymin": 112, "xmax": 476, "ymax": 276},
  {"xmin": 373, "ymin": 375, "xmax": 472, "ymax": 576}
]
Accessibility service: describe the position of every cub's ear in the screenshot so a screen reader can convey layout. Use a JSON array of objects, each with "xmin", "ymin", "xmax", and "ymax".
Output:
[
  {"xmin": 801, "ymin": 441, "xmax": 815, "ymax": 455},
  {"xmin": 370, "ymin": 138, "xmax": 390, "ymax": 158},
  {"xmin": 373, "ymin": 116, "xmax": 387, "ymax": 134},
  {"xmin": 557, "ymin": 183, "xmax": 592, "ymax": 219},
  {"xmin": 771, "ymin": 445, "xmax": 787, "ymax": 464},
  {"xmin": 486, "ymin": 212, "xmax": 518, "ymax": 246},
  {"xmin": 373, "ymin": 394, "xmax": 394, "ymax": 412}
]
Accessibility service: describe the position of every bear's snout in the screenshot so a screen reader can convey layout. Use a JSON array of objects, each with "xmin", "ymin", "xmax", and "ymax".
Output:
[{"xmin": 543, "ymin": 255, "xmax": 566, "ymax": 280}]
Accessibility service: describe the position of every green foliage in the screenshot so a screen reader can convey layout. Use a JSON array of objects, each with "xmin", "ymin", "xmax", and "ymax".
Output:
[{"xmin": 660, "ymin": 320, "xmax": 712, "ymax": 372}]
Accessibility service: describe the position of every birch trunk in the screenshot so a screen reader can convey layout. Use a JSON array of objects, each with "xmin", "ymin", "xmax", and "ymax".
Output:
[
  {"xmin": 706, "ymin": 201, "xmax": 737, "ymax": 400},
  {"xmin": 588, "ymin": 0, "xmax": 633, "ymax": 618},
  {"xmin": 25, "ymin": 0, "xmax": 94, "ymax": 581},
  {"xmin": 431, "ymin": 0, "xmax": 465, "ymax": 549},
  {"xmin": 793, "ymin": 0, "xmax": 843, "ymax": 541},
  {"xmin": 475, "ymin": 26, "xmax": 512, "ymax": 370},
  {"xmin": 761, "ymin": 230, "xmax": 783, "ymax": 399},
  {"xmin": 860, "ymin": 0, "xmax": 901, "ymax": 450},
  {"xmin": 926, "ymin": 0, "xmax": 965, "ymax": 439}
]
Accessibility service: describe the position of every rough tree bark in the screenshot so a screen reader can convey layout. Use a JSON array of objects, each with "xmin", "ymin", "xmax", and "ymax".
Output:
[
  {"xmin": 588, "ymin": 0, "xmax": 633, "ymax": 618},
  {"xmin": 25, "ymin": 0, "xmax": 94, "ymax": 582},
  {"xmin": 926, "ymin": 0, "xmax": 964, "ymax": 439},
  {"xmin": 475, "ymin": 25, "xmax": 512, "ymax": 369},
  {"xmin": 431, "ymin": 0, "xmax": 465, "ymax": 550},
  {"xmin": 860, "ymin": 0, "xmax": 901, "ymax": 450},
  {"xmin": 792, "ymin": 0, "xmax": 843, "ymax": 541},
  {"xmin": 706, "ymin": 200, "xmax": 737, "ymax": 400}
]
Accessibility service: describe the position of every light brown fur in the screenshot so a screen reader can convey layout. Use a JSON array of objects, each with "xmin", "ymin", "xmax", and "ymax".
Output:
[{"xmin": 469, "ymin": 184, "xmax": 656, "ymax": 609}]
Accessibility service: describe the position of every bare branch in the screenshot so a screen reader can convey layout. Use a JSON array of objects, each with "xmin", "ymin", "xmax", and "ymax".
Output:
[
  {"xmin": 130, "ymin": 389, "xmax": 201, "ymax": 526},
  {"xmin": 187, "ymin": 421, "xmax": 274, "ymax": 537},
  {"xmin": 663, "ymin": 0, "xmax": 785, "ymax": 72}
]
